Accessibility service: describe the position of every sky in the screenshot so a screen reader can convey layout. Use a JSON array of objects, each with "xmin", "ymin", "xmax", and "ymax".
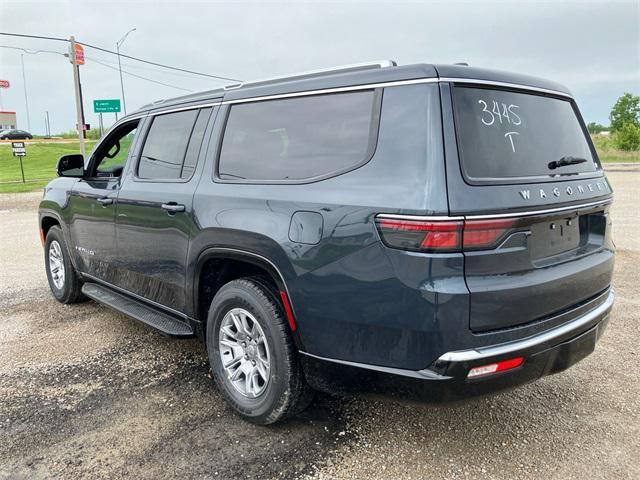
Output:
[{"xmin": 0, "ymin": 0, "xmax": 638, "ymax": 135}]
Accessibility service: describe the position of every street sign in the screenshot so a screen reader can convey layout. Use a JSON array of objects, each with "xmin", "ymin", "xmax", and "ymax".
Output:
[
  {"xmin": 93, "ymin": 99, "xmax": 121, "ymax": 113},
  {"xmin": 11, "ymin": 142, "xmax": 26, "ymax": 183},
  {"xmin": 0, "ymin": 80, "xmax": 9, "ymax": 88},
  {"xmin": 75, "ymin": 43, "xmax": 85, "ymax": 65},
  {"xmin": 11, "ymin": 142, "xmax": 26, "ymax": 156}
]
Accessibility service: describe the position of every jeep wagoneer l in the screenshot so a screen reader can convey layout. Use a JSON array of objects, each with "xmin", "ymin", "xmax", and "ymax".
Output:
[{"xmin": 39, "ymin": 61, "xmax": 614, "ymax": 423}]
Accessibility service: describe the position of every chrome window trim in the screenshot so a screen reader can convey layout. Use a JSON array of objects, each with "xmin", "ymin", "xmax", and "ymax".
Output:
[
  {"xmin": 124, "ymin": 76, "xmax": 572, "ymax": 120},
  {"xmin": 440, "ymin": 77, "xmax": 573, "ymax": 98},
  {"xmin": 438, "ymin": 290, "xmax": 614, "ymax": 363},
  {"xmin": 150, "ymin": 101, "xmax": 222, "ymax": 116},
  {"xmin": 219, "ymin": 78, "xmax": 438, "ymax": 105}
]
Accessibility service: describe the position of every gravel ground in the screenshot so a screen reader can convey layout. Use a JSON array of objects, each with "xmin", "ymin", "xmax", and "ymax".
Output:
[{"xmin": 0, "ymin": 170, "xmax": 638, "ymax": 479}]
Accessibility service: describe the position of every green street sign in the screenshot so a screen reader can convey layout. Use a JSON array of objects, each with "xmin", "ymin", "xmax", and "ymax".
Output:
[{"xmin": 93, "ymin": 99, "xmax": 121, "ymax": 113}]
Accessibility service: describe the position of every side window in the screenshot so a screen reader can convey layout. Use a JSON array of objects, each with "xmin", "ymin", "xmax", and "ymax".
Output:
[
  {"xmin": 218, "ymin": 90, "xmax": 378, "ymax": 181},
  {"xmin": 137, "ymin": 108, "xmax": 211, "ymax": 180},
  {"xmin": 93, "ymin": 121, "xmax": 139, "ymax": 177}
]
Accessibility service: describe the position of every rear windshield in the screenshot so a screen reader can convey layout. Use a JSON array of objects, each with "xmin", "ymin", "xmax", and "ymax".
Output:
[{"xmin": 452, "ymin": 86, "xmax": 597, "ymax": 182}]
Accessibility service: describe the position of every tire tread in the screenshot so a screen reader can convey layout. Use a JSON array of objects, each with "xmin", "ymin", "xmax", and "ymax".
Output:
[{"xmin": 208, "ymin": 277, "xmax": 313, "ymax": 424}]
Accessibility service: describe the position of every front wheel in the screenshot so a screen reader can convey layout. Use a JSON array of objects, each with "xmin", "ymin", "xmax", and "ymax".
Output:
[
  {"xmin": 206, "ymin": 278, "xmax": 313, "ymax": 424},
  {"xmin": 44, "ymin": 226, "xmax": 84, "ymax": 304}
]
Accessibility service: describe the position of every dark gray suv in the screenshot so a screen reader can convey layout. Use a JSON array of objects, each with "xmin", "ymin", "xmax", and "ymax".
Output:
[{"xmin": 39, "ymin": 61, "xmax": 614, "ymax": 423}]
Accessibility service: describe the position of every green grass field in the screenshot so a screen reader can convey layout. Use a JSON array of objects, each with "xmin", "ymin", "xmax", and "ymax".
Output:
[
  {"xmin": 0, "ymin": 135, "xmax": 637, "ymax": 194},
  {"xmin": 590, "ymin": 134, "xmax": 640, "ymax": 163},
  {"xmin": 0, "ymin": 142, "xmax": 96, "ymax": 193}
]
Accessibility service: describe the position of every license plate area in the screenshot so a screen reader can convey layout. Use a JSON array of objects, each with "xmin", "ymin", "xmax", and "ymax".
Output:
[{"xmin": 530, "ymin": 216, "xmax": 580, "ymax": 260}]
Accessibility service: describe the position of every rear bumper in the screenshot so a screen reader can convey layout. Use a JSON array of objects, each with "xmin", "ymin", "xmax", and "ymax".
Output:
[{"xmin": 300, "ymin": 291, "xmax": 613, "ymax": 401}]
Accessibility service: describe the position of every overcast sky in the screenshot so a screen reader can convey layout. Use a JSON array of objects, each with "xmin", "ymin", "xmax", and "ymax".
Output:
[{"xmin": 0, "ymin": 0, "xmax": 638, "ymax": 134}]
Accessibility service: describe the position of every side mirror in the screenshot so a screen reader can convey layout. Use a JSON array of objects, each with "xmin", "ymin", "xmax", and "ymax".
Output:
[{"xmin": 56, "ymin": 154, "xmax": 85, "ymax": 177}]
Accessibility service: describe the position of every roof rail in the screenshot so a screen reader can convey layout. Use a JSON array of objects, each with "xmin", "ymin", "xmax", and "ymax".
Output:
[{"xmin": 223, "ymin": 60, "xmax": 397, "ymax": 91}]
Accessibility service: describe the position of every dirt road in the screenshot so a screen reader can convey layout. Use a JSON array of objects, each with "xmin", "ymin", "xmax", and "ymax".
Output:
[{"xmin": 1, "ymin": 170, "xmax": 638, "ymax": 479}]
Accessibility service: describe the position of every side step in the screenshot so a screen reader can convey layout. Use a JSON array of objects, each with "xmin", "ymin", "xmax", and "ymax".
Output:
[{"xmin": 82, "ymin": 282, "xmax": 194, "ymax": 337}]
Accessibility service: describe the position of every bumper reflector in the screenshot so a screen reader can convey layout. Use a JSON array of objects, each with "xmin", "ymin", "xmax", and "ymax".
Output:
[{"xmin": 467, "ymin": 357, "xmax": 524, "ymax": 379}]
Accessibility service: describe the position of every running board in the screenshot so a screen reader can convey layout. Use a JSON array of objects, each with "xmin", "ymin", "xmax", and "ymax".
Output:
[{"xmin": 81, "ymin": 282, "xmax": 194, "ymax": 337}]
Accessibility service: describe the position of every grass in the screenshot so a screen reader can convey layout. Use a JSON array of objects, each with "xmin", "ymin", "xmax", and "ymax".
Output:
[
  {"xmin": 0, "ymin": 141, "xmax": 96, "ymax": 193},
  {"xmin": 0, "ymin": 135, "xmax": 638, "ymax": 194},
  {"xmin": 591, "ymin": 134, "xmax": 640, "ymax": 163}
]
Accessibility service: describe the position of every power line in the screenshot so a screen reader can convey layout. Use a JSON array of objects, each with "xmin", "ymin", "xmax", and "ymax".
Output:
[
  {"xmin": 0, "ymin": 45, "xmax": 200, "ymax": 89},
  {"xmin": 0, "ymin": 32, "xmax": 67, "ymax": 43},
  {"xmin": 0, "ymin": 44, "xmax": 67, "ymax": 57},
  {"xmin": 84, "ymin": 54, "xmax": 210, "ymax": 81},
  {"xmin": 1, "ymin": 44, "xmax": 197, "ymax": 93},
  {"xmin": 78, "ymin": 40, "xmax": 241, "ymax": 82},
  {"xmin": 0, "ymin": 31, "xmax": 241, "ymax": 82},
  {"xmin": 89, "ymin": 57, "xmax": 193, "ymax": 92}
]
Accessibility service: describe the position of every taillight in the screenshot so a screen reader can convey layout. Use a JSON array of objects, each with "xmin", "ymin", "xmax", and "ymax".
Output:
[
  {"xmin": 375, "ymin": 218, "xmax": 463, "ymax": 252},
  {"xmin": 463, "ymin": 218, "xmax": 516, "ymax": 250},
  {"xmin": 375, "ymin": 215, "xmax": 518, "ymax": 252}
]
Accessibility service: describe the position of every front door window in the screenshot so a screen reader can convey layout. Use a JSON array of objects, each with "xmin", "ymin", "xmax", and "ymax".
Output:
[{"xmin": 91, "ymin": 122, "xmax": 138, "ymax": 178}]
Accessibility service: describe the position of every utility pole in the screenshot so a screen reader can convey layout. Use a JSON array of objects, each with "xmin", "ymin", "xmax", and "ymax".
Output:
[
  {"xmin": 45, "ymin": 111, "xmax": 51, "ymax": 138},
  {"xmin": 116, "ymin": 28, "xmax": 136, "ymax": 115},
  {"xmin": 69, "ymin": 36, "xmax": 85, "ymax": 156},
  {"xmin": 20, "ymin": 54, "xmax": 31, "ymax": 131}
]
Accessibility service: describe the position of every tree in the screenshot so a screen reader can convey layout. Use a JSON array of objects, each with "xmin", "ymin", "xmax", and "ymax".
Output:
[
  {"xmin": 614, "ymin": 123, "xmax": 640, "ymax": 151},
  {"xmin": 587, "ymin": 122, "xmax": 606, "ymax": 134},
  {"xmin": 609, "ymin": 93, "xmax": 640, "ymax": 132}
]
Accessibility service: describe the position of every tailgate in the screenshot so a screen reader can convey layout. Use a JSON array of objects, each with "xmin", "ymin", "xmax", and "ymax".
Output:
[
  {"xmin": 464, "ymin": 201, "xmax": 613, "ymax": 331},
  {"xmin": 443, "ymin": 81, "xmax": 615, "ymax": 332}
]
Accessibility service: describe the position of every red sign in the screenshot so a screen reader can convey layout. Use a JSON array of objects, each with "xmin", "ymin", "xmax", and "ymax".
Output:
[
  {"xmin": 0, "ymin": 80, "xmax": 9, "ymax": 88},
  {"xmin": 75, "ymin": 44, "xmax": 85, "ymax": 65}
]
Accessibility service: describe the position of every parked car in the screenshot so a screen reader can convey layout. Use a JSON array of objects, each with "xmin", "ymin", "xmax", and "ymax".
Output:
[
  {"xmin": 0, "ymin": 129, "xmax": 33, "ymax": 140},
  {"xmin": 39, "ymin": 61, "xmax": 614, "ymax": 424}
]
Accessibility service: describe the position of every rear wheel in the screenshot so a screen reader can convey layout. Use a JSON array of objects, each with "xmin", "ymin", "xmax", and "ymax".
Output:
[
  {"xmin": 44, "ymin": 226, "xmax": 84, "ymax": 304},
  {"xmin": 206, "ymin": 278, "xmax": 313, "ymax": 424}
]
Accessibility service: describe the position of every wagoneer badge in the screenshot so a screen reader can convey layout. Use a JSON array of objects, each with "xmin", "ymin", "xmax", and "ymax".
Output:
[{"xmin": 519, "ymin": 181, "xmax": 606, "ymax": 200}]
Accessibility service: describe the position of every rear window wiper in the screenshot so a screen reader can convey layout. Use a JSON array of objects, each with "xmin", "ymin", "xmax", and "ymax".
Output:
[{"xmin": 548, "ymin": 156, "xmax": 588, "ymax": 170}]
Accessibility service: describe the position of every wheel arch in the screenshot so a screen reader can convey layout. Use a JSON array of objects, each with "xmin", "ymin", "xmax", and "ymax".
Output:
[
  {"xmin": 41, "ymin": 215, "xmax": 61, "ymax": 238},
  {"xmin": 192, "ymin": 247, "xmax": 299, "ymax": 341}
]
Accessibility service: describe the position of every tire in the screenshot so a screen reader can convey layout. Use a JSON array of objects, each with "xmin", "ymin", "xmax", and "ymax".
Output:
[
  {"xmin": 206, "ymin": 278, "xmax": 313, "ymax": 424},
  {"xmin": 44, "ymin": 226, "xmax": 84, "ymax": 304}
]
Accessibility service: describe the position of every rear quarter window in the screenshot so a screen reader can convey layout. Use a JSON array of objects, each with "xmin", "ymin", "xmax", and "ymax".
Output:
[
  {"xmin": 452, "ymin": 86, "xmax": 598, "ymax": 183},
  {"xmin": 217, "ymin": 90, "xmax": 380, "ymax": 182}
]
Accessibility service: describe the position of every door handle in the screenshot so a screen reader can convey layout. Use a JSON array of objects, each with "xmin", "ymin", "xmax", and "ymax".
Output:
[
  {"xmin": 97, "ymin": 197, "xmax": 113, "ymax": 206},
  {"xmin": 161, "ymin": 203, "xmax": 185, "ymax": 213}
]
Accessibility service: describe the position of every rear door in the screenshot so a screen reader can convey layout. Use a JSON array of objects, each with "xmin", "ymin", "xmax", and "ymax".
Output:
[
  {"xmin": 115, "ymin": 106, "xmax": 215, "ymax": 312},
  {"xmin": 443, "ymin": 83, "xmax": 614, "ymax": 332}
]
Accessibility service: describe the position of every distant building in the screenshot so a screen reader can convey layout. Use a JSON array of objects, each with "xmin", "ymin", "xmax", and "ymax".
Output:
[{"xmin": 0, "ymin": 111, "xmax": 17, "ymax": 130}]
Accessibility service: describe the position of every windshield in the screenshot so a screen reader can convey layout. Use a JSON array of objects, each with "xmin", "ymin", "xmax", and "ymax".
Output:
[{"xmin": 452, "ymin": 86, "xmax": 598, "ymax": 182}]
